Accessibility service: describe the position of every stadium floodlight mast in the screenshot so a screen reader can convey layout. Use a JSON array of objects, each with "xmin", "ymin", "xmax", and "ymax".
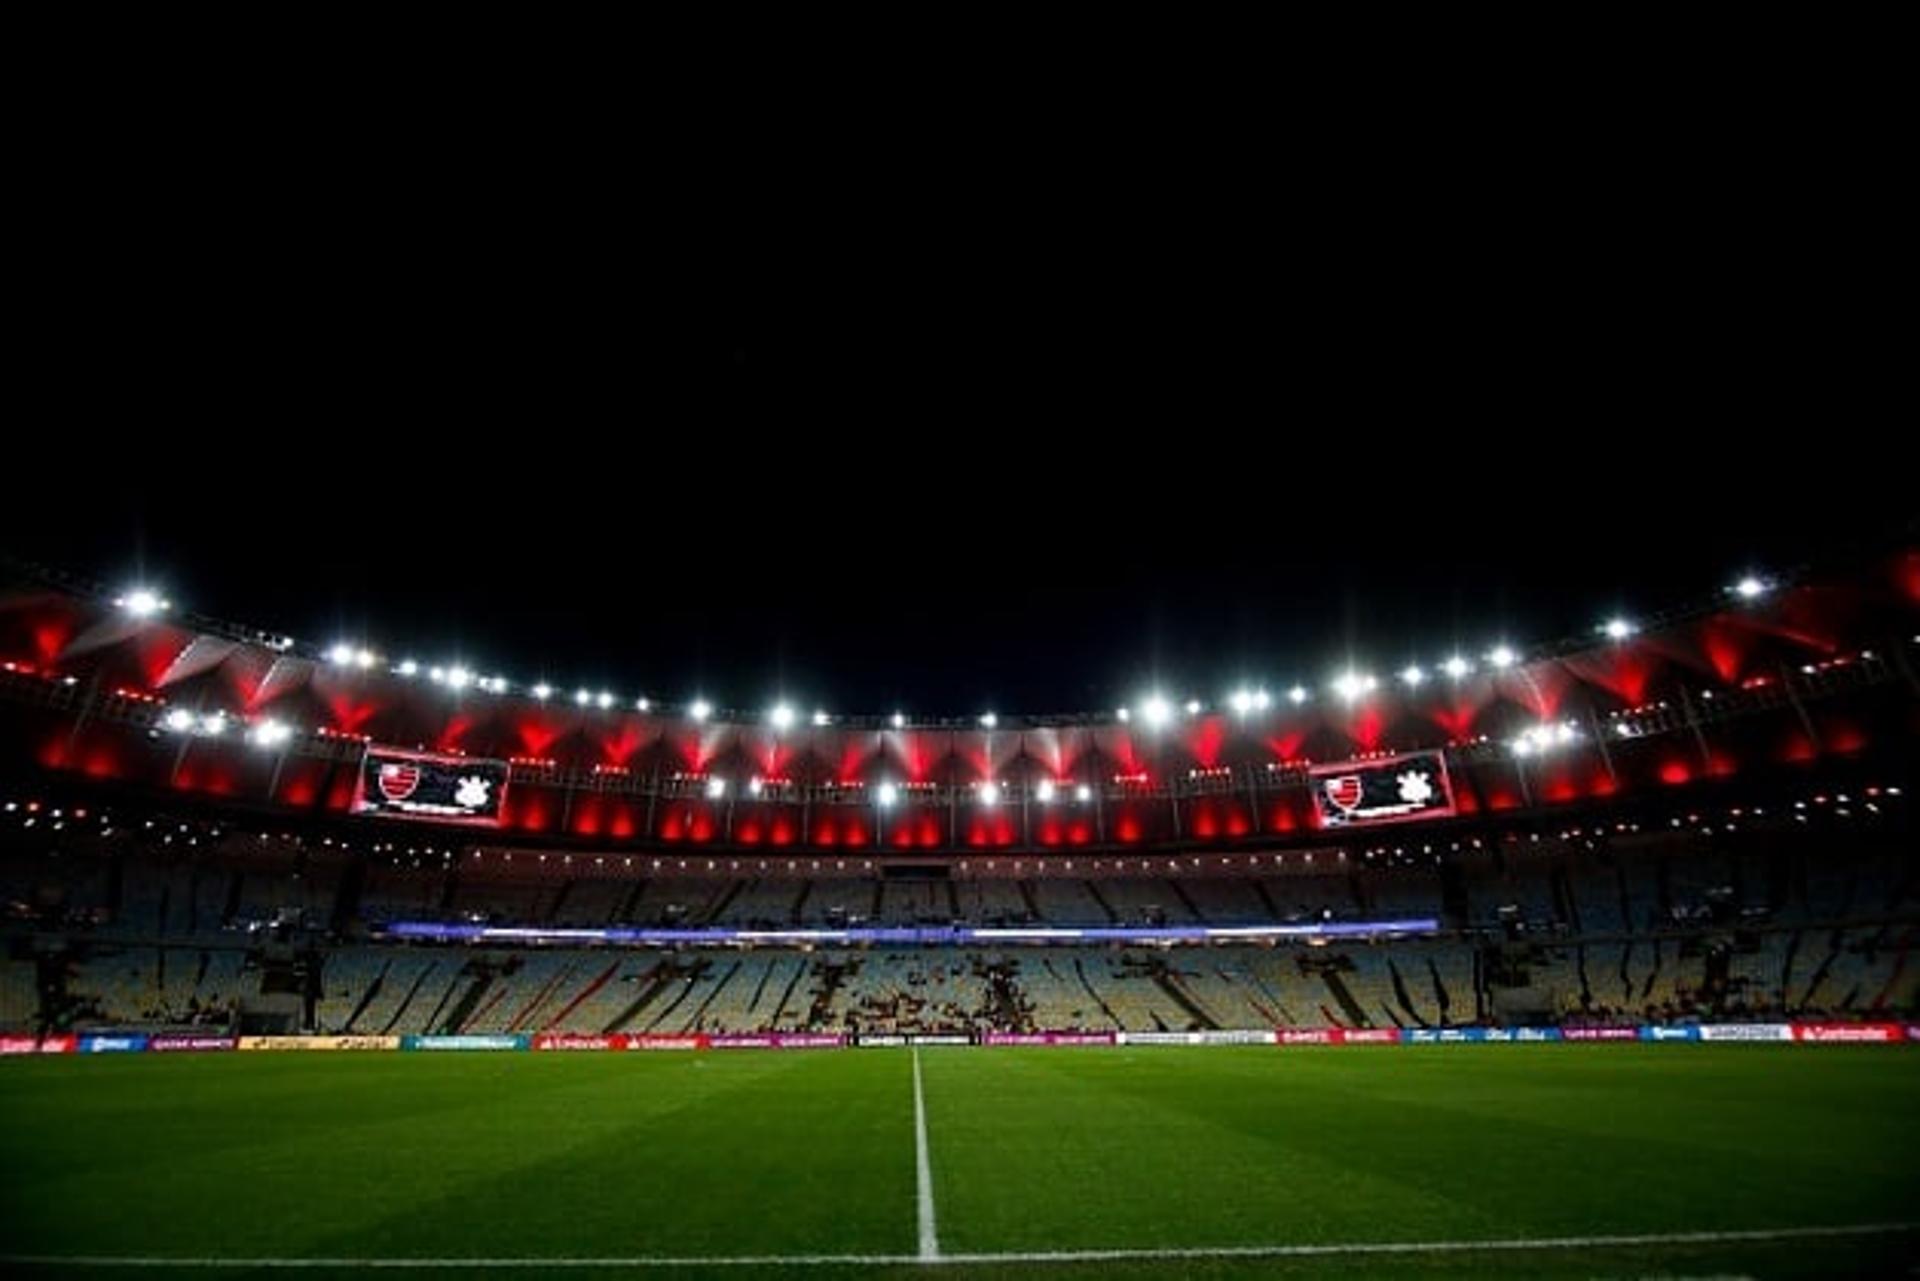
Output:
[
  {"xmin": 1332, "ymin": 672, "xmax": 1376, "ymax": 703},
  {"xmin": 116, "ymin": 588, "xmax": 169, "ymax": 617}
]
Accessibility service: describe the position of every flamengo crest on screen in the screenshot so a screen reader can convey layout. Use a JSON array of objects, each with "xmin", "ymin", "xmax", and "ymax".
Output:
[
  {"xmin": 1310, "ymin": 750, "xmax": 1455, "ymax": 829},
  {"xmin": 352, "ymin": 746, "xmax": 510, "ymax": 827}
]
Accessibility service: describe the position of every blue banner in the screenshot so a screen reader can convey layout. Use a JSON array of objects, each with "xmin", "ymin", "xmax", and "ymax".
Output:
[
  {"xmin": 77, "ymin": 1034, "xmax": 149, "ymax": 1053},
  {"xmin": 400, "ymin": 1034, "xmax": 529, "ymax": 1051},
  {"xmin": 1638, "ymin": 1025, "xmax": 1701, "ymax": 1042}
]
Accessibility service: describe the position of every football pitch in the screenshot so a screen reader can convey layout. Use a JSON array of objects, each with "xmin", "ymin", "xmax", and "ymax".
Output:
[{"xmin": 1, "ymin": 1046, "xmax": 1916, "ymax": 1278}]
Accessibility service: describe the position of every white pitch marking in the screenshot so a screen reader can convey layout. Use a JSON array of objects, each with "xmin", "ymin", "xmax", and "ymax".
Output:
[
  {"xmin": 1, "ymin": 1221, "xmax": 1912, "ymax": 1268},
  {"xmin": 912, "ymin": 1045, "xmax": 939, "ymax": 1261}
]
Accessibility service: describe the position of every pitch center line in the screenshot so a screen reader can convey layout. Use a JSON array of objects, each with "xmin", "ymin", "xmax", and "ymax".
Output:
[{"xmin": 912, "ymin": 1046, "xmax": 938, "ymax": 1261}]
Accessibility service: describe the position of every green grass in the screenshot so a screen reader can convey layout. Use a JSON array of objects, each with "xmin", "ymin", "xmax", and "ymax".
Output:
[{"xmin": 1, "ymin": 1045, "xmax": 1916, "ymax": 1278}]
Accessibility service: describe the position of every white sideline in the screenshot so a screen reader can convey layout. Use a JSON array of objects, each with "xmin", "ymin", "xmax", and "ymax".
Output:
[
  {"xmin": 2, "ymin": 1221, "xmax": 1912, "ymax": 1269},
  {"xmin": 912, "ymin": 1046, "xmax": 939, "ymax": 1260}
]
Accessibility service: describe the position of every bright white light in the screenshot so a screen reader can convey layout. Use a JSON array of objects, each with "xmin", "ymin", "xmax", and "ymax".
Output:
[
  {"xmin": 1116, "ymin": 708, "xmax": 1131, "ymax": 722},
  {"xmin": 396, "ymin": 660, "xmax": 419, "ymax": 677},
  {"xmin": 748, "ymin": 777, "xmax": 764, "ymax": 796},
  {"xmin": 1288, "ymin": 685, "xmax": 1308, "ymax": 705},
  {"xmin": 1734, "ymin": 575, "xmax": 1768, "ymax": 599},
  {"xmin": 428, "ymin": 667, "xmax": 446, "ymax": 683},
  {"xmin": 1488, "ymin": 645, "xmax": 1517, "ymax": 669},
  {"xmin": 594, "ymin": 691, "xmax": 612, "ymax": 709},
  {"xmin": 446, "ymin": 667, "xmax": 472, "ymax": 690},
  {"xmin": 354, "ymin": 649, "xmax": 376, "ymax": 669},
  {"xmin": 328, "ymin": 643, "xmax": 355, "ymax": 665},
  {"xmin": 1332, "ymin": 672, "xmax": 1375, "ymax": 703},
  {"xmin": 635, "ymin": 697, "xmax": 651, "ymax": 712},
  {"xmin": 250, "ymin": 719, "xmax": 291, "ymax": 747},
  {"xmin": 1442, "ymin": 656, "xmax": 1472, "ymax": 680},
  {"xmin": 200, "ymin": 712, "xmax": 227, "ymax": 736},
  {"xmin": 1556, "ymin": 722, "xmax": 1577, "ymax": 743},
  {"xmin": 1184, "ymin": 699, "xmax": 1203, "ymax": 716},
  {"xmin": 689, "ymin": 699, "xmax": 712, "ymax": 722},
  {"xmin": 164, "ymin": 709, "xmax": 196, "ymax": 732},
  {"xmin": 532, "ymin": 683, "xmax": 552, "ymax": 701},
  {"xmin": 890, "ymin": 712, "xmax": 906, "ymax": 729},
  {"xmin": 118, "ymin": 588, "xmax": 166, "ymax": 617},
  {"xmin": 1140, "ymin": 695, "xmax": 1174, "ymax": 728},
  {"xmin": 977, "ymin": 782, "xmax": 1001, "ymax": 807},
  {"xmin": 1075, "ymin": 784, "xmax": 1093, "ymax": 803},
  {"xmin": 705, "ymin": 777, "xmax": 727, "ymax": 799},
  {"xmin": 979, "ymin": 712, "xmax": 998, "ymax": 729},
  {"xmin": 812, "ymin": 710, "xmax": 830, "ymax": 727},
  {"xmin": 1253, "ymin": 689, "xmax": 1272, "ymax": 710},
  {"xmin": 1603, "ymin": 618, "xmax": 1636, "ymax": 640},
  {"xmin": 1230, "ymin": 690, "xmax": 1255, "ymax": 715},
  {"xmin": 769, "ymin": 704, "xmax": 796, "ymax": 730},
  {"xmin": 574, "ymin": 689, "xmax": 591, "ymax": 706},
  {"xmin": 484, "ymin": 676, "xmax": 508, "ymax": 694},
  {"xmin": 1035, "ymin": 780, "xmax": 1057, "ymax": 803},
  {"xmin": 876, "ymin": 782, "xmax": 899, "ymax": 808},
  {"xmin": 1400, "ymin": 665, "xmax": 1425, "ymax": 687}
]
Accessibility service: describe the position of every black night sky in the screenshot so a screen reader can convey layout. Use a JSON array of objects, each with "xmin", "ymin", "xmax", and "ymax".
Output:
[{"xmin": 5, "ymin": 100, "xmax": 1912, "ymax": 719}]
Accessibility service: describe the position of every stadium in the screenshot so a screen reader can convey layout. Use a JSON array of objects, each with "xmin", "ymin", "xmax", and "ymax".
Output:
[{"xmin": 1, "ymin": 538, "xmax": 1916, "ymax": 1278}]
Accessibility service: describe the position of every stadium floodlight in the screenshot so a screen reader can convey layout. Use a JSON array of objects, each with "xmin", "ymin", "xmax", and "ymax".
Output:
[
  {"xmin": 890, "ymin": 712, "xmax": 906, "ymax": 729},
  {"xmin": 396, "ymin": 660, "xmax": 419, "ymax": 677},
  {"xmin": 1253, "ymin": 689, "xmax": 1272, "ymax": 711},
  {"xmin": 1442, "ymin": 655, "xmax": 1472, "ymax": 680},
  {"xmin": 1075, "ymin": 783, "xmax": 1093, "ymax": 803},
  {"xmin": 1230, "ymin": 689, "xmax": 1256, "ymax": 715},
  {"xmin": 876, "ymin": 782, "xmax": 899, "ymax": 808},
  {"xmin": 979, "ymin": 712, "xmax": 998, "ymax": 729},
  {"xmin": 446, "ymin": 667, "xmax": 473, "ymax": 690},
  {"xmin": 704, "ymin": 777, "xmax": 727, "ymax": 800},
  {"xmin": 689, "ymin": 699, "xmax": 712, "ymax": 722},
  {"xmin": 1734, "ymin": 574, "xmax": 1769, "ymax": 600},
  {"xmin": 354, "ymin": 649, "xmax": 376, "ymax": 669},
  {"xmin": 328, "ymin": 643, "xmax": 355, "ymax": 666},
  {"xmin": 1184, "ymin": 699, "xmax": 1203, "ymax": 716},
  {"xmin": 532, "ymin": 683, "xmax": 552, "ymax": 701},
  {"xmin": 1035, "ymin": 780, "xmax": 1057, "ymax": 803},
  {"xmin": 250, "ymin": 719, "xmax": 291, "ymax": 748},
  {"xmin": 1288, "ymin": 685, "xmax": 1308, "ymax": 705},
  {"xmin": 811, "ymin": 710, "xmax": 830, "ymax": 727},
  {"xmin": 595, "ymin": 691, "xmax": 613, "ymax": 709},
  {"xmin": 428, "ymin": 667, "xmax": 446, "ymax": 683},
  {"xmin": 1488, "ymin": 645, "xmax": 1517, "ymax": 669},
  {"xmin": 748, "ymin": 777, "xmax": 764, "ymax": 796},
  {"xmin": 574, "ymin": 689, "xmax": 591, "ymax": 706},
  {"xmin": 1140, "ymin": 695, "xmax": 1174, "ymax": 729},
  {"xmin": 1400, "ymin": 665, "xmax": 1426, "ymax": 687},
  {"xmin": 769, "ymin": 704, "xmax": 796, "ymax": 730},
  {"xmin": 200, "ymin": 712, "xmax": 228, "ymax": 736},
  {"xmin": 1332, "ymin": 672, "xmax": 1376, "ymax": 703},
  {"xmin": 117, "ymin": 588, "xmax": 168, "ymax": 617},
  {"xmin": 164, "ymin": 708, "xmax": 196, "ymax": 733},
  {"xmin": 635, "ymin": 697, "xmax": 651, "ymax": 712},
  {"xmin": 1116, "ymin": 707, "xmax": 1131, "ymax": 722},
  {"xmin": 1603, "ymin": 618, "xmax": 1636, "ymax": 640},
  {"xmin": 977, "ymin": 782, "xmax": 1001, "ymax": 807}
]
